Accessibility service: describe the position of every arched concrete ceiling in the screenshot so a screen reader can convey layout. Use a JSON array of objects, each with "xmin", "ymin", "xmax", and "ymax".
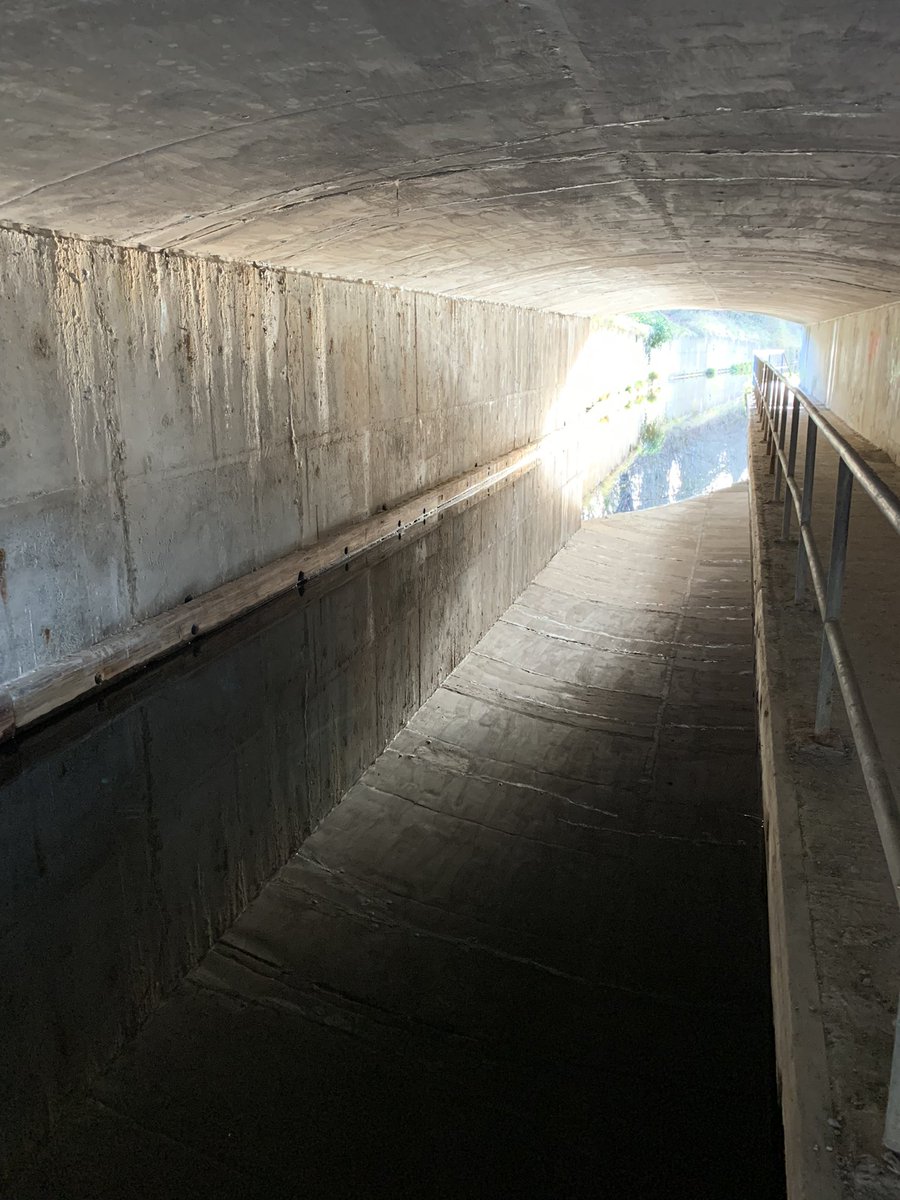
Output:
[{"xmin": 1, "ymin": 0, "xmax": 898, "ymax": 319}]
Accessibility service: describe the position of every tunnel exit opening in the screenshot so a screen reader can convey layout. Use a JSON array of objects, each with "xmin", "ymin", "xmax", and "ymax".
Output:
[{"xmin": 581, "ymin": 308, "xmax": 804, "ymax": 518}]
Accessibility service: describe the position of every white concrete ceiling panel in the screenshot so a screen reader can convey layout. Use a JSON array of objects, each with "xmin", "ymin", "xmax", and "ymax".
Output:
[{"xmin": 0, "ymin": 0, "xmax": 897, "ymax": 317}]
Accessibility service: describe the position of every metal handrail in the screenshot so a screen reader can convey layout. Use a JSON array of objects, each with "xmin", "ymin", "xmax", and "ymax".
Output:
[{"xmin": 753, "ymin": 356, "xmax": 900, "ymax": 1155}]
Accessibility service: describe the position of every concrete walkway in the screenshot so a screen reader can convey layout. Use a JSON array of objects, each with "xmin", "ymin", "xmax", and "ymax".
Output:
[{"xmin": 14, "ymin": 488, "xmax": 783, "ymax": 1199}]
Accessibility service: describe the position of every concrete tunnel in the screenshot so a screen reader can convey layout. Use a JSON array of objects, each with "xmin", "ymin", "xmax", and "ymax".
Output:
[{"xmin": 1, "ymin": 2, "xmax": 900, "ymax": 1196}]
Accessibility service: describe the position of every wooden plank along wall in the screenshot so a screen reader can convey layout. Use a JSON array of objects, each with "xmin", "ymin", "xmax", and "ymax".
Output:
[{"xmin": 1, "ymin": 437, "xmax": 552, "ymax": 741}]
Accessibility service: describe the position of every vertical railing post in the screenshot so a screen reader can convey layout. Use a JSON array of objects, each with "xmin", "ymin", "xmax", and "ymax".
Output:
[
  {"xmin": 768, "ymin": 378, "xmax": 780, "ymax": 470},
  {"xmin": 815, "ymin": 458, "xmax": 854, "ymax": 736},
  {"xmin": 764, "ymin": 364, "xmax": 772, "ymax": 433},
  {"xmin": 782, "ymin": 393, "xmax": 801, "ymax": 539},
  {"xmin": 773, "ymin": 382, "xmax": 789, "ymax": 498},
  {"xmin": 763, "ymin": 366, "xmax": 773, "ymax": 448},
  {"xmin": 768, "ymin": 364, "xmax": 777, "ymax": 432},
  {"xmin": 795, "ymin": 419, "xmax": 818, "ymax": 602}
]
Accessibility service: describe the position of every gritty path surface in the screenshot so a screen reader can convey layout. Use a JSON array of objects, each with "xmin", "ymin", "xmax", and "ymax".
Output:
[{"xmin": 13, "ymin": 487, "xmax": 784, "ymax": 1199}]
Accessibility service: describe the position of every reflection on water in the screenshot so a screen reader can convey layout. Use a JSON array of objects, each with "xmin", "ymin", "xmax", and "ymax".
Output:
[
  {"xmin": 1, "ymin": 476, "xmax": 553, "ymax": 1174},
  {"xmin": 585, "ymin": 377, "xmax": 750, "ymax": 518},
  {"xmin": 663, "ymin": 370, "xmax": 750, "ymax": 421}
]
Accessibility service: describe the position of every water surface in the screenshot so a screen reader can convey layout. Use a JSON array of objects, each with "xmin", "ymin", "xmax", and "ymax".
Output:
[{"xmin": 585, "ymin": 379, "xmax": 750, "ymax": 518}]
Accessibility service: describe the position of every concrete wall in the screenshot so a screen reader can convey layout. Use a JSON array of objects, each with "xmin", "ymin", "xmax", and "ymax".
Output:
[
  {"xmin": 561, "ymin": 318, "xmax": 649, "ymax": 498},
  {"xmin": 650, "ymin": 336, "xmax": 757, "ymax": 380},
  {"xmin": 0, "ymin": 223, "xmax": 641, "ymax": 1173},
  {"xmin": 801, "ymin": 301, "xmax": 900, "ymax": 463},
  {"xmin": 0, "ymin": 223, "xmax": 593, "ymax": 685}
]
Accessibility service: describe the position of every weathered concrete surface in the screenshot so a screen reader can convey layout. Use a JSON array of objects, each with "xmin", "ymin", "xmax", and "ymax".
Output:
[
  {"xmin": 0, "ymin": 224, "xmax": 618, "ymax": 684},
  {"xmin": 748, "ymin": 412, "xmax": 900, "ymax": 1198},
  {"xmin": 0, "ymin": 469, "xmax": 569, "ymax": 1178},
  {"xmin": 801, "ymin": 303, "xmax": 900, "ymax": 466},
  {"xmin": 0, "ymin": 4, "xmax": 897, "ymax": 318},
  {"xmin": 9, "ymin": 486, "xmax": 784, "ymax": 1198},
  {"xmin": 651, "ymin": 335, "xmax": 763, "ymax": 380}
]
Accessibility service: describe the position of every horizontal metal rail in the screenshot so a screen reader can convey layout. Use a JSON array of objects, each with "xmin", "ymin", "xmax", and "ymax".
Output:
[{"xmin": 753, "ymin": 356, "xmax": 900, "ymax": 1155}]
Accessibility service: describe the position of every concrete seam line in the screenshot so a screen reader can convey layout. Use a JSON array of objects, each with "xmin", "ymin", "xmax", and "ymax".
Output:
[
  {"xmin": 747, "ymin": 425, "xmax": 842, "ymax": 1200},
  {"xmin": 3, "ymin": 439, "xmax": 548, "ymax": 740}
]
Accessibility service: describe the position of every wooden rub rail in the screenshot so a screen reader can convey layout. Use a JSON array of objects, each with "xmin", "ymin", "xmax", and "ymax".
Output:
[{"xmin": 0, "ymin": 439, "xmax": 547, "ymax": 743}]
